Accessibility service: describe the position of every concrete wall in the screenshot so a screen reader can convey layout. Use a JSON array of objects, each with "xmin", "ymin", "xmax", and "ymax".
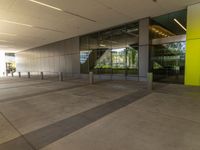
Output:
[
  {"xmin": 185, "ymin": 3, "xmax": 200, "ymax": 86},
  {"xmin": 16, "ymin": 37, "xmax": 80, "ymax": 74}
]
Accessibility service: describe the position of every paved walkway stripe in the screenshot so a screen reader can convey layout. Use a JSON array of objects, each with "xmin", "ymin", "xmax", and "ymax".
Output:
[{"xmin": 0, "ymin": 89, "xmax": 150, "ymax": 150}]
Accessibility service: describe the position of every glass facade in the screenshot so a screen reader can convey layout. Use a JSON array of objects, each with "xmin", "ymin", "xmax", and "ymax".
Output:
[
  {"xmin": 80, "ymin": 22, "xmax": 139, "ymax": 78},
  {"xmin": 150, "ymin": 10, "xmax": 187, "ymax": 84},
  {"xmin": 150, "ymin": 42, "xmax": 186, "ymax": 84},
  {"xmin": 80, "ymin": 9, "xmax": 187, "ymax": 84}
]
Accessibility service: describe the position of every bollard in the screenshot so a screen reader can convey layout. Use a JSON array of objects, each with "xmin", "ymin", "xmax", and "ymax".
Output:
[
  {"xmin": 28, "ymin": 72, "xmax": 31, "ymax": 78},
  {"xmin": 18, "ymin": 72, "xmax": 21, "ymax": 78},
  {"xmin": 41, "ymin": 72, "xmax": 44, "ymax": 80},
  {"xmin": 11, "ymin": 71, "xmax": 14, "ymax": 77},
  {"xmin": 147, "ymin": 72, "xmax": 153, "ymax": 90},
  {"xmin": 89, "ymin": 72, "xmax": 94, "ymax": 84},
  {"xmin": 59, "ymin": 72, "xmax": 63, "ymax": 81}
]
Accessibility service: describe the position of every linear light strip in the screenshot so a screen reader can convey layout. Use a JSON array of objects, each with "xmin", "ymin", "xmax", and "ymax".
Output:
[
  {"xmin": 0, "ymin": 19, "xmax": 63, "ymax": 33},
  {"xmin": 174, "ymin": 18, "xmax": 187, "ymax": 31},
  {"xmin": 28, "ymin": 0, "xmax": 62, "ymax": 11},
  {"xmin": 28, "ymin": 0, "xmax": 96, "ymax": 22},
  {"xmin": 0, "ymin": 40, "xmax": 9, "ymax": 42},
  {"xmin": 0, "ymin": 19, "xmax": 33, "ymax": 27},
  {"xmin": 0, "ymin": 1, "xmax": 96, "ymax": 34},
  {"xmin": 0, "ymin": 33, "xmax": 17, "ymax": 36}
]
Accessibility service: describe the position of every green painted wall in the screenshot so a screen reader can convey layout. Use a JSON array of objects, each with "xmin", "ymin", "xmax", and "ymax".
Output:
[{"xmin": 185, "ymin": 3, "xmax": 200, "ymax": 86}]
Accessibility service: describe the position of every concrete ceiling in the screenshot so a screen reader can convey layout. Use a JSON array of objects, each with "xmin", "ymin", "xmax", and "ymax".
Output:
[{"xmin": 0, "ymin": 0, "xmax": 199, "ymax": 52}]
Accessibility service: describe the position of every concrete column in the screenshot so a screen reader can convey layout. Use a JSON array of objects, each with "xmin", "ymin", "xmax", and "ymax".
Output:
[
  {"xmin": 28, "ymin": 72, "xmax": 31, "ymax": 78},
  {"xmin": 59, "ymin": 72, "xmax": 63, "ymax": 81},
  {"xmin": 18, "ymin": 72, "xmax": 21, "ymax": 78},
  {"xmin": 139, "ymin": 18, "xmax": 150, "ymax": 81},
  {"xmin": 89, "ymin": 72, "xmax": 94, "ymax": 84},
  {"xmin": 41, "ymin": 72, "xmax": 44, "ymax": 80}
]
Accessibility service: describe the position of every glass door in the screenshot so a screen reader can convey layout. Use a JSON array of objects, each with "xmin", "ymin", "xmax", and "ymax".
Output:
[{"xmin": 150, "ymin": 41, "xmax": 186, "ymax": 84}]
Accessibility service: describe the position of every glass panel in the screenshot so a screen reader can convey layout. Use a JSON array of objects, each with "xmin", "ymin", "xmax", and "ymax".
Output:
[
  {"xmin": 80, "ymin": 22, "xmax": 139, "ymax": 78},
  {"xmin": 151, "ymin": 41, "xmax": 186, "ymax": 84},
  {"xmin": 94, "ymin": 30, "xmax": 112, "ymax": 74},
  {"xmin": 80, "ymin": 50, "xmax": 91, "ymax": 73},
  {"xmin": 150, "ymin": 9, "xmax": 187, "ymax": 84},
  {"xmin": 111, "ymin": 26, "xmax": 127, "ymax": 75},
  {"xmin": 80, "ymin": 35, "xmax": 90, "ymax": 73},
  {"xmin": 94, "ymin": 50, "xmax": 112, "ymax": 74},
  {"xmin": 126, "ymin": 46, "xmax": 138, "ymax": 76},
  {"xmin": 111, "ymin": 48, "xmax": 126, "ymax": 75}
]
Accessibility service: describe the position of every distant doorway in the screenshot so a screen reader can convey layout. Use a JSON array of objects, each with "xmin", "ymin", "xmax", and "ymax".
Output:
[{"xmin": 5, "ymin": 53, "xmax": 16, "ymax": 76}]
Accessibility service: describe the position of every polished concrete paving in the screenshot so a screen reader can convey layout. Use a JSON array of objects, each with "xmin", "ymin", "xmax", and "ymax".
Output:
[{"xmin": 0, "ymin": 77, "xmax": 200, "ymax": 150}]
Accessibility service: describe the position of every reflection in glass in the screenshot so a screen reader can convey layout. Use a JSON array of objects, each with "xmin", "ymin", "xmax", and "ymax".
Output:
[
  {"xmin": 126, "ymin": 47, "xmax": 138, "ymax": 75},
  {"xmin": 151, "ymin": 42, "xmax": 186, "ymax": 84},
  {"xmin": 80, "ymin": 22, "xmax": 139, "ymax": 77},
  {"xmin": 150, "ymin": 9, "xmax": 187, "ymax": 84}
]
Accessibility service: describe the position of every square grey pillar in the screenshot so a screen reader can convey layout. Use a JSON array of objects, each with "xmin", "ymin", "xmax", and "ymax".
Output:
[{"xmin": 139, "ymin": 18, "xmax": 150, "ymax": 81}]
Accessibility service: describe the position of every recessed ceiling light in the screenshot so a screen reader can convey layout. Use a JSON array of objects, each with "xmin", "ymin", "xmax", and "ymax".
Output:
[
  {"xmin": 0, "ymin": 19, "xmax": 33, "ymax": 27},
  {"xmin": 174, "ymin": 18, "xmax": 186, "ymax": 31},
  {"xmin": 0, "ymin": 33, "xmax": 16, "ymax": 36},
  {"xmin": 29, "ymin": 0, "xmax": 63, "ymax": 11}
]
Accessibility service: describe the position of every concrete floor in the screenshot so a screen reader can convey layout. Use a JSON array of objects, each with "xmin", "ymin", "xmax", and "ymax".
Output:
[{"xmin": 0, "ymin": 77, "xmax": 200, "ymax": 150}]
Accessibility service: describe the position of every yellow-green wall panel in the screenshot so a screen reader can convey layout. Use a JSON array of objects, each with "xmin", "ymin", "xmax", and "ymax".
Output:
[
  {"xmin": 185, "ymin": 40, "xmax": 200, "ymax": 86},
  {"xmin": 185, "ymin": 3, "xmax": 200, "ymax": 86}
]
